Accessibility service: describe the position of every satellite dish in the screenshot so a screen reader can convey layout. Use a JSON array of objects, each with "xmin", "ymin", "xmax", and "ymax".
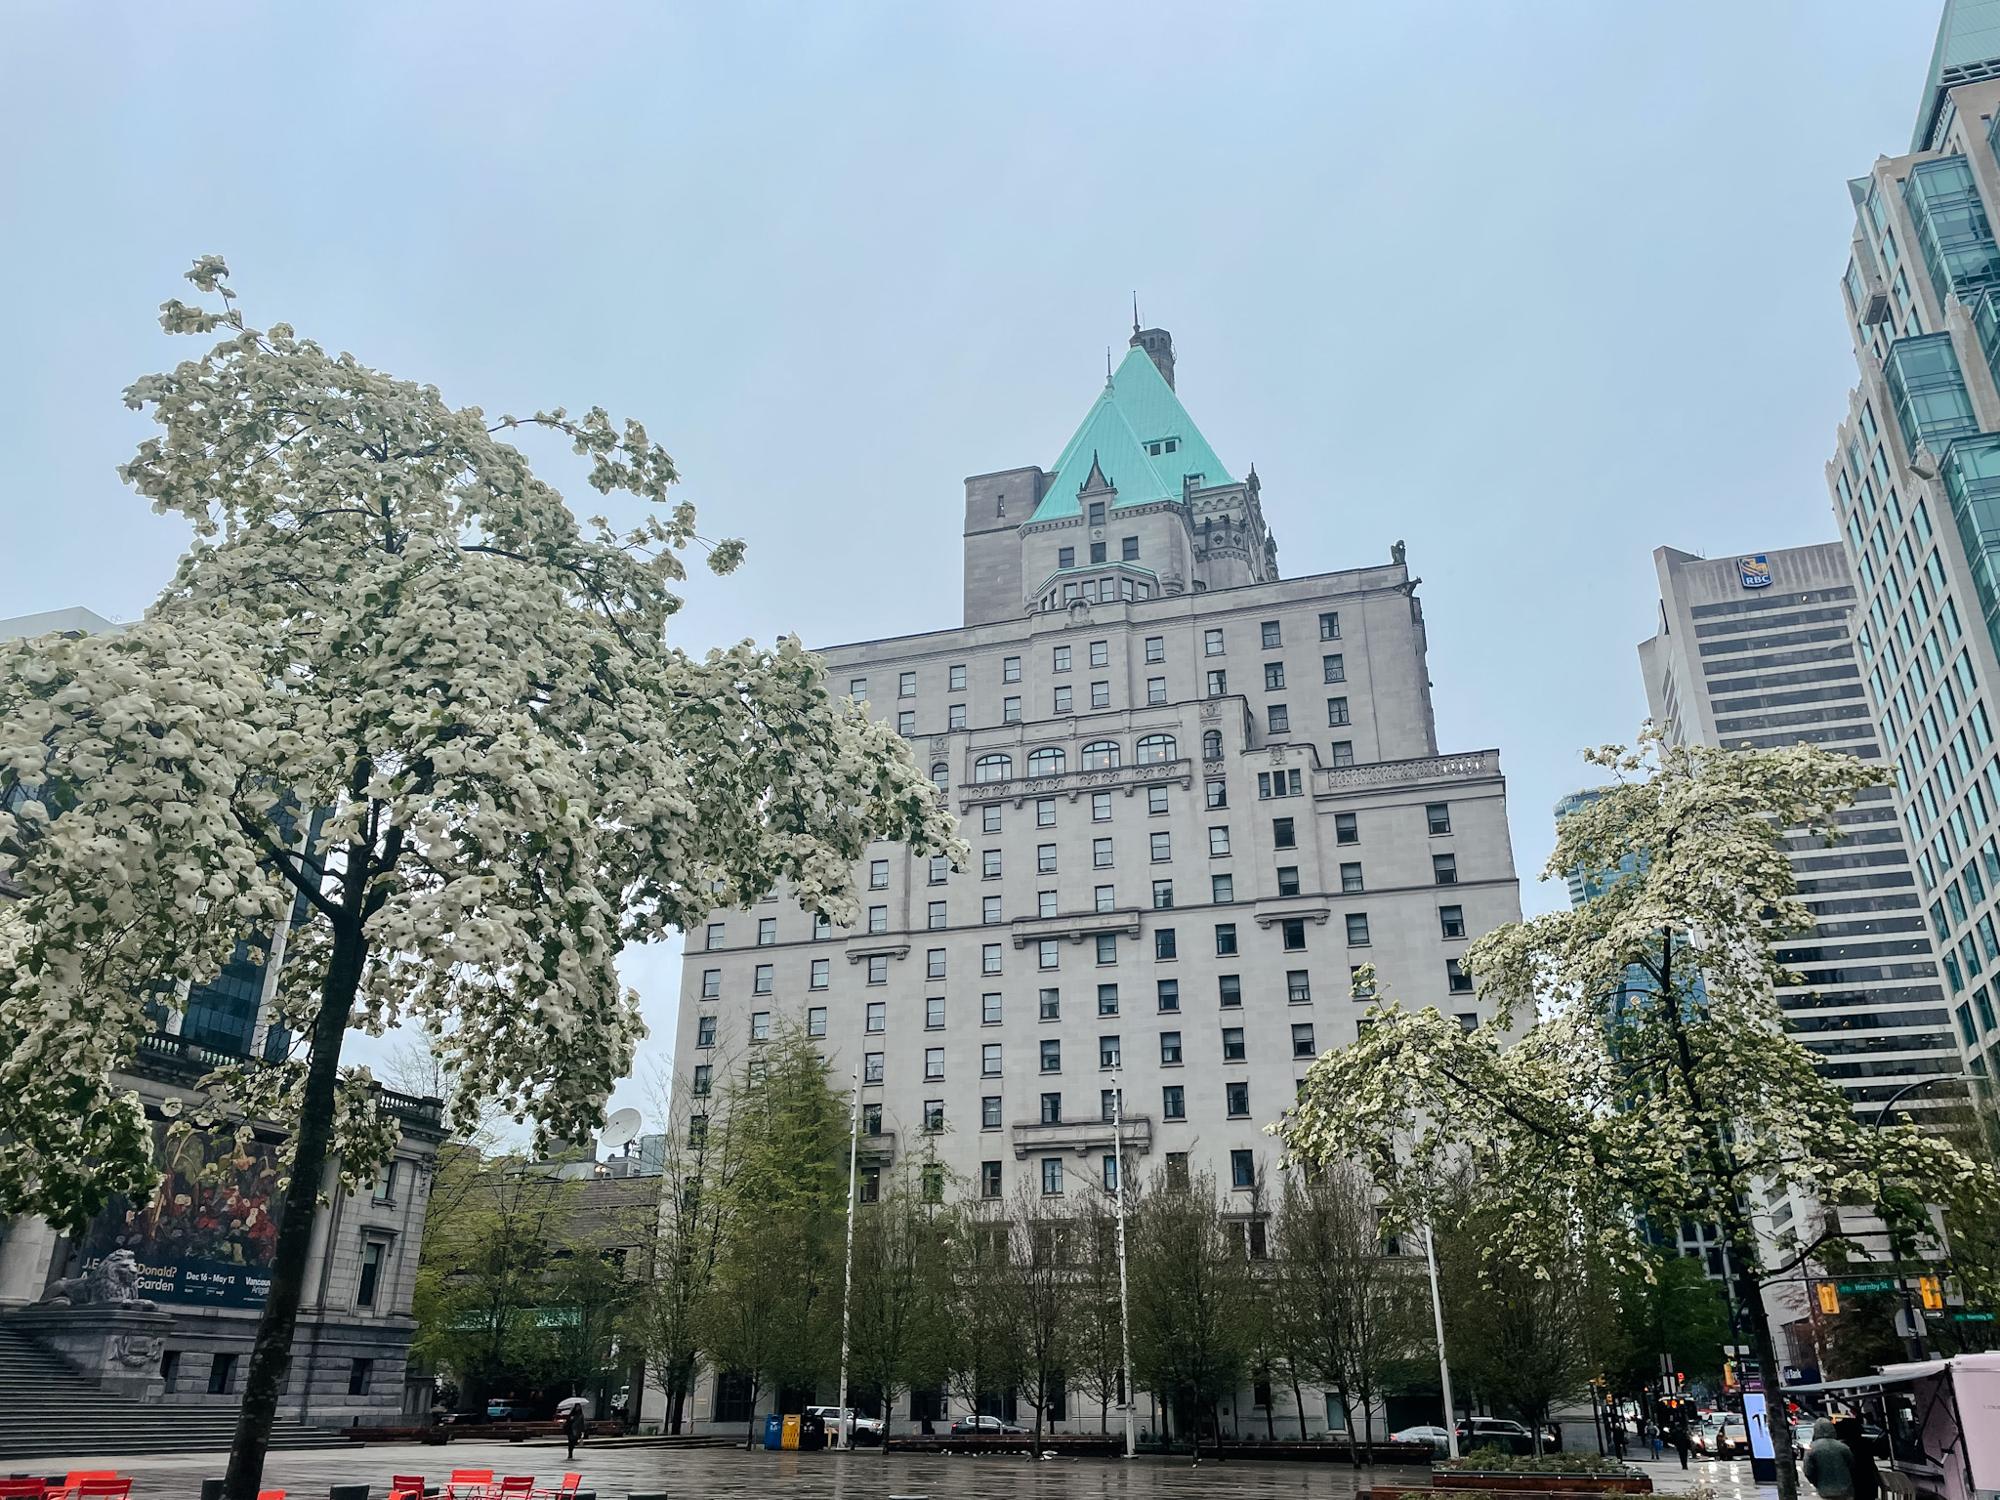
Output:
[{"xmin": 600, "ymin": 1107, "xmax": 643, "ymax": 1153}]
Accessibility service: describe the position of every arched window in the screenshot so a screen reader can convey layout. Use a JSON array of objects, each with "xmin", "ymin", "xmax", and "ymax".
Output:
[
  {"xmin": 1081, "ymin": 740, "xmax": 1122, "ymax": 771},
  {"xmin": 972, "ymin": 753, "xmax": 1012, "ymax": 784},
  {"xmin": 931, "ymin": 763, "xmax": 950, "ymax": 792},
  {"xmin": 1136, "ymin": 733, "xmax": 1177, "ymax": 765},
  {"xmin": 1202, "ymin": 729, "xmax": 1223, "ymax": 761},
  {"xmin": 1027, "ymin": 746, "xmax": 1066, "ymax": 778}
]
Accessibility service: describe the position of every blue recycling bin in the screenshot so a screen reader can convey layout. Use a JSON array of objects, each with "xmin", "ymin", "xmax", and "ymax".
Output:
[{"xmin": 763, "ymin": 1412, "xmax": 785, "ymax": 1450}]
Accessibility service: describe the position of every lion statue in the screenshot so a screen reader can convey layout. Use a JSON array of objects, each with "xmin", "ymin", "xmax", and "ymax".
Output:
[{"xmin": 40, "ymin": 1249, "xmax": 156, "ymax": 1311}]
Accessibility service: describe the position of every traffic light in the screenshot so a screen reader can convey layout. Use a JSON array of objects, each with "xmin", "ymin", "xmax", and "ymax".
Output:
[
  {"xmin": 1918, "ymin": 1275, "xmax": 1944, "ymax": 1311},
  {"xmin": 1816, "ymin": 1282, "xmax": 1841, "ymax": 1316}
]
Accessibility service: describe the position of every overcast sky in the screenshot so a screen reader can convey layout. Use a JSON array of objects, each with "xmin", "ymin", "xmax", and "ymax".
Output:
[{"xmin": 0, "ymin": 1, "xmax": 1945, "ymax": 1129}]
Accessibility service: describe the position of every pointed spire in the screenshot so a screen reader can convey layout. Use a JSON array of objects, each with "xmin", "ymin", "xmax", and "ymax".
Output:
[
  {"xmin": 1132, "ymin": 291, "xmax": 1141, "ymax": 337},
  {"xmin": 1105, "ymin": 346, "xmax": 1114, "ymax": 387},
  {"xmin": 1082, "ymin": 449, "xmax": 1112, "ymax": 493}
]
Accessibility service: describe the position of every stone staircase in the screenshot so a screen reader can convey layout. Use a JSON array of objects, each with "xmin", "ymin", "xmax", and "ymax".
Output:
[{"xmin": 0, "ymin": 1320, "xmax": 350, "ymax": 1460}]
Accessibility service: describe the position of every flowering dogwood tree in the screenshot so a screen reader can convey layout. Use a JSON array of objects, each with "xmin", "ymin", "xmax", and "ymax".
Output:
[
  {"xmin": 0, "ymin": 257, "xmax": 960, "ymax": 1498},
  {"xmin": 1279, "ymin": 731, "xmax": 2000, "ymax": 1500}
]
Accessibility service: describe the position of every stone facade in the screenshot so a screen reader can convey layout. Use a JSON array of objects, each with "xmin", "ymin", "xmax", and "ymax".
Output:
[{"xmin": 669, "ymin": 326, "xmax": 1522, "ymax": 1437}]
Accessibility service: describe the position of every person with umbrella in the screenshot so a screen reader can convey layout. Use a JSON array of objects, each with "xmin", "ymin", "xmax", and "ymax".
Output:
[{"xmin": 557, "ymin": 1397, "xmax": 588, "ymax": 1462}]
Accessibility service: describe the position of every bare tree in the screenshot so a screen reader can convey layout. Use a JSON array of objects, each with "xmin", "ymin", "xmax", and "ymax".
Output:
[
  {"xmin": 1003, "ymin": 1180, "xmax": 1074, "ymax": 1449},
  {"xmin": 1128, "ymin": 1166, "xmax": 1253, "ymax": 1458},
  {"xmin": 946, "ymin": 1197, "xmax": 1025, "ymax": 1429},
  {"xmin": 1068, "ymin": 1191, "xmax": 1126, "ymax": 1433}
]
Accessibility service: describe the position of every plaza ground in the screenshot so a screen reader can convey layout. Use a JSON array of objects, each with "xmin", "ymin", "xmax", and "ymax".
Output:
[{"xmin": 9, "ymin": 1439, "xmax": 1779, "ymax": 1500}]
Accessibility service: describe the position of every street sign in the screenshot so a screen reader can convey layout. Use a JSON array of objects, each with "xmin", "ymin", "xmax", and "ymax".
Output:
[
  {"xmin": 1951, "ymin": 1311, "xmax": 1996, "ymax": 1323},
  {"xmin": 1834, "ymin": 1277, "xmax": 1897, "ymax": 1294}
]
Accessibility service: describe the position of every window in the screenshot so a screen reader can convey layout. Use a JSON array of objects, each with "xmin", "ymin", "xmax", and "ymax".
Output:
[
  {"xmin": 1346, "ymin": 912, "xmax": 1371, "ymax": 946},
  {"xmin": 1040, "ymin": 987, "xmax": 1061, "ymax": 1020},
  {"xmin": 1212, "ymin": 874, "xmax": 1235, "ymax": 904},
  {"xmin": 756, "ymin": 916, "xmax": 777, "ymax": 946},
  {"xmin": 1027, "ymin": 746, "xmax": 1065, "ymax": 778},
  {"xmin": 749, "ymin": 1010, "xmax": 771, "ymax": 1041},
  {"xmin": 1335, "ymin": 812, "xmax": 1357, "ymax": 843},
  {"xmin": 980, "ymin": 805, "xmax": 1001, "ymax": 835},
  {"xmin": 1157, "ymin": 978, "xmax": 1180, "ymax": 1011},
  {"xmin": 1041, "ymin": 1090, "xmax": 1063, "ymax": 1124},
  {"xmin": 1433, "ymin": 852, "xmax": 1458, "ymax": 885},
  {"xmin": 1331, "ymin": 741, "xmax": 1354, "ymax": 767},
  {"xmin": 810, "ymin": 958, "xmax": 829, "ymax": 990},
  {"xmin": 1099, "ymin": 1087, "xmax": 1123, "ymax": 1122},
  {"xmin": 1088, "ymin": 501, "xmax": 1106, "ymax": 525},
  {"xmin": 1326, "ymin": 697, "xmax": 1349, "ymax": 727},
  {"xmin": 1088, "ymin": 639, "xmax": 1109, "ymax": 668},
  {"xmin": 814, "ymin": 913, "xmax": 832, "ymax": 940},
  {"xmin": 692, "ymin": 1063, "xmax": 714, "ymax": 1096},
  {"xmin": 924, "ymin": 1047, "xmax": 945, "ymax": 1082},
  {"xmin": 974, "ymin": 753, "xmax": 1012, "ymax": 783},
  {"xmin": 1100, "ymin": 1035, "xmax": 1121, "ymax": 1069},
  {"xmin": 357, "ymin": 1241, "xmax": 385, "ymax": 1309},
  {"xmin": 931, "ymin": 761, "xmax": 949, "ymax": 791},
  {"xmin": 1090, "ymin": 540, "xmax": 1107, "ymax": 564},
  {"xmin": 1208, "ymin": 826, "xmax": 1231, "ymax": 856},
  {"xmin": 1041, "ymin": 1158, "xmax": 1065, "ymax": 1195},
  {"xmin": 949, "ymin": 664, "xmax": 967, "ymax": 691},
  {"xmin": 697, "ymin": 1014, "xmax": 717, "ymax": 1047},
  {"xmin": 1090, "ymin": 680, "xmax": 1111, "ymax": 709},
  {"xmin": 1270, "ymin": 816, "xmax": 1296, "ymax": 851},
  {"xmin": 927, "ymin": 900, "xmax": 946, "ymax": 930},
  {"xmin": 1447, "ymin": 958, "xmax": 1474, "ymax": 994},
  {"xmin": 1226, "ymin": 1080, "xmax": 1250, "ymax": 1116},
  {"xmin": 897, "ymin": 710, "xmax": 915, "ymax": 736},
  {"xmin": 1122, "ymin": 536, "xmax": 1139, "ymax": 561},
  {"xmin": 928, "ymin": 854, "xmax": 950, "ymax": 885},
  {"xmin": 1097, "ymin": 982, "xmax": 1120, "ymax": 1016},
  {"xmin": 849, "ymin": 676, "xmax": 869, "ymax": 701},
  {"xmin": 701, "ymin": 968, "xmax": 720, "ymax": 999},
  {"xmin": 1257, "ymin": 769, "xmax": 1302, "ymax": 799},
  {"xmin": 1204, "ymin": 628, "xmax": 1225, "ymax": 656},
  {"xmin": 861, "ymin": 1102, "xmax": 882, "ymax": 1135},
  {"xmin": 1166, "ymin": 1151, "xmax": 1191, "ymax": 1189},
  {"xmin": 868, "ymin": 904, "xmax": 888, "ymax": 934},
  {"xmin": 1003, "ymin": 655, "xmax": 1021, "ymax": 683},
  {"xmin": 1231, "ymin": 1149, "xmax": 1256, "ymax": 1189},
  {"xmin": 983, "ymin": 895, "xmax": 1002, "ymax": 924},
  {"xmin": 1082, "ymin": 739, "xmax": 1121, "ymax": 770},
  {"xmin": 1096, "ymin": 933, "xmax": 1118, "ymax": 965},
  {"xmin": 1092, "ymin": 791, "xmax": 1113, "ymax": 821},
  {"xmin": 918, "ymin": 1099, "xmax": 944, "ymax": 1133},
  {"xmin": 209, "ymin": 1351, "xmax": 240, "ymax": 1394},
  {"xmin": 1206, "ymin": 778, "xmax": 1228, "ymax": 808},
  {"xmin": 1440, "ymin": 905, "xmax": 1465, "ymax": 939},
  {"xmin": 1222, "ymin": 1026, "xmax": 1247, "ymax": 1062},
  {"xmin": 867, "ymin": 955, "xmax": 888, "ymax": 984},
  {"xmin": 926, "ymin": 994, "xmax": 946, "ymax": 1029},
  {"xmin": 1145, "ymin": 635, "xmax": 1165, "ymax": 663},
  {"xmin": 1094, "ymin": 837, "xmax": 1114, "ymax": 868},
  {"xmin": 1457, "ymin": 1013, "xmax": 1479, "ymax": 1035},
  {"xmin": 864, "ymin": 1051, "xmax": 885, "ymax": 1083},
  {"xmin": 1039, "ymin": 938, "xmax": 1060, "ymax": 970},
  {"xmin": 982, "ymin": 1096, "xmax": 1002, "ymax": 1130},
  {"xmin": 1214, "ymin": 921, "xmax": 1240, "ymax": 956},
  {"xmin": 866, "ymin": 1001, "xmax": 886, "ymax": 1033},
  {"xmin": 1152, "ymin": 879, "xmax": 1174, "ymax": 909},
  {"xmin": 1323, "ymin": 653, "xmax": 1345, "ymax": 683},
  {"xmin": 1037, "ymin": 797, "xmax": 1056, "ymax": 828},
  {"xmin": 1038, "ymin": 889, "xmax": 1057, "ymax": 918},
  {"xmin": 928, "ymin": 948, "xmax": 949, "ymax": 981},
  {"xmin": 1148, "ymin": 786, "xmax": 1169, "ymax": 815},
  {"xmin": 1202, "ymin": 728, "xmax": 1223, "ymax": 760},
  {"xmin": 1053, "ymin": 645, "xmax": 1071, "ymax": 672},
  {"xmin": 753, "ymin": 963, "xmax": 773, "ymax": 995},
  {"xmin": 1207, "ymin": 669, "xmax": 1228, "ymax": 697},
  {"xmin": 1058, "ymin": 547, "xmax": 1075, "ymax": 569},
  {"xmin": 705, "ymin": 922, "xmax": 724, "ymax": 950},
  {"xmin": 1151, "ymin": 831, "xmax": 1172, "ymax": 862},
  {"xmin": 1155, "ymin": 927, "xmax": 1178, "ymax": 959},
  {"xmin": 1003, "ymin": 696, "xmax": 1022, "ymax": 723},
  {"xmin": 896, "ymin": 670, "xmax": 916, "ymax": 699},
  {"xmin": 1136, "ymin": 733, "xmax": 1176, "ymax": 764},
  {"xmin": 807, "ymin": 1006, "xmax": 827, "ymax": 1039},
  {"xmin": 1291, "ymin": 1022, "xmax": 1316, "ymax": 1059},
  {"xmin": 1338, "ymin": 861, "xmax": 1364, "ymax": 894},
  {"xmin": 1287, "ymin": 970, "xmax": 1311, "ymax": 1002},
  {"xmin": 857, "ymin": 1166, "xmax": 880, "ymax": 1204},
  {"xmin": 1219, "ymin": 973, "xmax": 1242, "ymax": 1007},
  {"xmin": 1426, "ymin": 802, "xmax": 1452, "ymax": 835},
  {"xmin": 982, "ymin": 848, "xmax": 1002, "ymax": 879},
  {"xmin": 1159, "ymin": 1029, "xmax": 1183, "ymax": 1065},
  {"xmin": 1277, "ymin": 865, "xmax": 1300, "ymax": 897},
  {"xmin": 983, "ymin": 992, "xmax": 1003, "ymax": 1024},
  {"xmin": 1260, "ymin": 620, "xmax": 1282, "ymax": 649},
  {"xmin": 1265, "ymin": 661, "xmax": 1286, "ymax": 691},
  {"xmin": 983, "ymin": 943, "xmax": 1003, "ymax": 975},
  {"xmin": 1319, "ymin": 611, "xmax": 1340, "ymax": 640},
  {"xmin": 1267, "ymin": 704, "xmax": 1290, "ymax": 734},
  {"xmin": 1038, "ymin": 843, "xmax": 1058, "ymax": 873},
  {"xmin": 1041, "ymin": 1039, "xmax": 1062, "ymax": 1073},
  {"xmin": 1053, "ymin": 685, "xmax": 1072, "ymax": 714},
  {"xmin": 688, "ymin": 1113, "xmax": 709, "ymax": 1147}
]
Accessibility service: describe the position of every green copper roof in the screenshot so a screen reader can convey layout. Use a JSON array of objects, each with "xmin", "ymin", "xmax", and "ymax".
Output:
[
  {"xmin": 1913, "ymin": 0, "xmax": 2000, "ymax": 150},
  {"xmin": 1031, "ymin": 345, "xmax": 1233, "ymax": 521}
]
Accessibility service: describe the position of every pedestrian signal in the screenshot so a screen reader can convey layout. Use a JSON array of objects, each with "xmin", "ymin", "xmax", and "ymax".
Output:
[
  {"xmin": 1815, "ymin": 1282, "xmax": 1840, "ymax": 1315},
  {"xmin": 1918, "ymin": 1275, "xmax": 1944, "ymax": 1311}
]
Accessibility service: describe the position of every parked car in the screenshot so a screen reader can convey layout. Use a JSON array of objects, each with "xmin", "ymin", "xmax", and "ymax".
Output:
[
  {"xmin": 806, "ymin": 1406, "xmax": 885, "ymax": 1445},
  {"xmin": 950, "ymin": 1414, "xmax": 1028, "ymax": 1435},
  {"xmin": 1391, "ymin": 1424, "xmax": 1454, "ymax": 1455},
  {"xmin": 1695, "ymin": 1416, "xmax": 1750, "ymax": 1458},
  {"xmin": 485, "ymin": 1398, "xmax": 540, "ymax": 1422},
  {"xmin": 1456, "ymin": 1417, "xmax": 1535, "ymax": 1457}
]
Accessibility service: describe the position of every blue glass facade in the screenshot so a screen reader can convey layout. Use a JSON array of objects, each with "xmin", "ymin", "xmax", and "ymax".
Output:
[
  {"xmin": 1903, "ymin": 156, "xmax": 2000, "ymax": 308},
  {"xmin": 1885, "ymin": 333, "xmax": 1982, "ymax": 459},
  {"xmin": 1943, "ymin": 434, "xmax": 2000, "ymax": 663}
]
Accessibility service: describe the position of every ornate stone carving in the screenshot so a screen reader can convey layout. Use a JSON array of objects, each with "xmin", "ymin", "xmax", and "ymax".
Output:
[
  {"xmin": 112, "ymin": 1333, "xmax": 165, "ymax": 1368},
  {"xmin": 40, "ymin": 1249, "xmax": 157, "ymax": 1311}
]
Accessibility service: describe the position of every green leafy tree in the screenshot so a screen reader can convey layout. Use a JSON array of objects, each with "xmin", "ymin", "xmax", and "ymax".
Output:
[
  {"xmin": 1279, "ymin": 730, "xmax": 2000, "ymax": 1500},
  {"xmin": 0, "ymin": 259, "xmax": 959, "ymax": 1498},
  {"xmin": 945, "ymin": 1199, "xmax": 1026, "ymax": 1427},
  {"xmin": 1068, "ymin": 1191, "xmax": 1129, "ymax": 1435},
  {"xmin": 1128, "ymin": 1167, "xmax": 1252, "ymax": 1456},
  {"xmin": 1002, "ymin": 1180, "xmax": 1074, "ymax": 1449},
  {"xmin": 846, "ymin": 1155, "xmax": 955, "ymax": 1443},
  {"xmin": 1606, "ymin": 1248, "xmax": 1730, "ymax": 1393}
]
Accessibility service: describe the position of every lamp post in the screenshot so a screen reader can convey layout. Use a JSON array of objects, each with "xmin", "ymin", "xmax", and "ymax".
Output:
[
  {"xmin": 1422, "ymin": 1220, "xmax": 1460, "ymax": 1460},
  {"xmin": 1111, "ymin": 1073, "xmax": 1137, "ymax": 1458},
  {"xmin": 835, "ymin": 1065, "xmax": 861, "ymax": 1450},
  {"xmin": 1871, "ymin": 1076, "xmax": 1952, "ymax": 1362}
]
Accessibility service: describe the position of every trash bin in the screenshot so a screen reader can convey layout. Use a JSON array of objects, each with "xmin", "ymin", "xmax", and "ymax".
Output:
[
  {"xmin": 328, "ymin": 1486, "xmax": 371, "ymax": 1500},
  {"xmin": 763, "ymin": 1412, "xmax": 786, "ymax": 1450},
  {"xmin": 781, "ymin": 1412, "xmax": 802, "ymax": 1450},
  {"xmin": 798, "ymin": 1410, "xmax": 827, "ymax": 1451}
]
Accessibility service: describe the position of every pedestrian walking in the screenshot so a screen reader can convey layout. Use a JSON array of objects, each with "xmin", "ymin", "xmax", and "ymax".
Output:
[
  {"xmin": 1832, "ymin": 1415, "xmax": 1879, "ymax": 1500},
  {"xmin": 1646, "ymin": 1418, "xmax": 1663, "ymax": 1461},
  {"xmin": 565, "ymin": 1402, "xmax": 586, "ymax": 1462},
  {"xmin": 1803, "ymin": 1418, "xmax": 1855, "ymax": 1500},
  {"xmin": 1669, "ymin": 1414, "xmax": 1692, "ymax": 1470}
]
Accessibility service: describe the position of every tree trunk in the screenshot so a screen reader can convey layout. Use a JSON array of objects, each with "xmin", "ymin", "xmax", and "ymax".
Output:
[
  {"xmin": 1728, "ymin": 1235, "xmax": 1801, "ymax": 1500},
  {"xmin": 1290, "ymin": 1377, "xmax": 1306, "ymax": 1440},
  {"xmin": 222, "ymin": 919, "xmax": 366, "ymax": 1500}
]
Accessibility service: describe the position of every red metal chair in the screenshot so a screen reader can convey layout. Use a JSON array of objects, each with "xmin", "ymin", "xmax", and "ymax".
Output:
[
  {"xmin": 255, "ymin": 1491, "xmax": 285, "ymax": 1500},
  {"xmin": 72, "ymin": 1484, "xmax": 130, "ymax": 1500},
  {"xmin": 389, "ymin": 1475, "xmax": 429, "ymax": 1500},
  {"xmin": 0, "ymin": 1482, "xmax": 46, "ymax": 1499},
  {"xmin": 532, "ymin": 1475, "xmax": 582, "ymax": 1500},
  {"xmin": 55, "ymin": 1475, "xmax": 115, "ymax": 1499},
  {"xmin": 495, "ymin": 1480, "xmax": 535, "ymax": 1499},
  {"xmin": 444, "ymin": 1472, "xmax": 495, "ymax": 1500}
]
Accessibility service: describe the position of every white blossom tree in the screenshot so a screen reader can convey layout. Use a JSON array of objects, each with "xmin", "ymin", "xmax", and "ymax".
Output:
[
  {"xmin": 1278, "ymin": 730, "xmax": 2000, "ymax": 1500},
  {"xmin": 0, "ymin": 258, "xmax": 960, "ymax": 1499}
]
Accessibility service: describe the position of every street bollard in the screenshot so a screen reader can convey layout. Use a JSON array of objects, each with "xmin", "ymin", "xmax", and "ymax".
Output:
[
  {"xmin": 199, "ymin": 1481, "xmax": 225, "ymax": 1500},
  {"xmin": 327, "ymin": 1485, "xmax": 370, "ymax": 1500},
  {"xmin": 624, "ymin": 1492, "xmax": 665, "ymax": 1499}
]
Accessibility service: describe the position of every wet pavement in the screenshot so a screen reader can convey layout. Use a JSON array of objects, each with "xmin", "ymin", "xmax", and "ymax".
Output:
[{"xmin": 10, "ymin": 1439, "xmax": 1781, "ymax": 1500}]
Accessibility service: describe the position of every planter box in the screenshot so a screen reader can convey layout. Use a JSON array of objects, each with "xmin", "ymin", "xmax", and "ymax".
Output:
[
  {"xmin": 1401, "ymin": 1472, "xmax": 1653, "ymax": 1496},
  {"xmin": 885, "ymin": 1433, "xmax": 1122, "ymax": 1457}
]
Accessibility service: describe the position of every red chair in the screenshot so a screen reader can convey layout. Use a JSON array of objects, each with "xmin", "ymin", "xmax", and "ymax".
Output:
[
  {"xmin": 495, "ymin": 1480, "xmax": 534, "ymax": 1499},
  {"xmin": 255, "ymin": 1491, "xmax": 284, "ymax": 1500},
  {"xmin": 533, "ymin": 1475, "xmax": 582, "ymax": 1499},
  {"xmin": 72, "ymin": 1485, "xmax": 130, "ymax": 1500},
  {"xmin": 444, "ymin": 1472, "xmax": 495, "ymax": 1500},
  {"xmin": 0, "ymin": 1482, "xmax": 45, "ymax": 1499},
  {"xmin": 390, "ymin": 1476, "xmax": 429, "ymax": 1500},
  {"xmin": 55, "ymin": 1475, "xmax": 115, "ymax": 1499}
]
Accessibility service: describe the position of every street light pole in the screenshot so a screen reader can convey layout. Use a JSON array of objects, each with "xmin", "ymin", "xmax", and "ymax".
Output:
[
  {"xmin": 1423, "ymin": 1220, "xmax": 1460, "ymax": 1460},
  {"xmin": 1112, "ymin": 1073, "xmax": 1137, "ymax": 1459},
  {"xmin": 835, "ymin": 1065, "xmax": 861, "ymax": 1451},
  {"xmin": 1872, "ymin": 1077, "xmax": 1950, "ymax": 1363}
]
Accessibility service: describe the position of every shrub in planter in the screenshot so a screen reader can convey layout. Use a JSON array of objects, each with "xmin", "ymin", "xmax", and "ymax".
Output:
[{"xmin": 1440, "ymin": 1449, "xmax": 1642, "ymax": 1477}]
